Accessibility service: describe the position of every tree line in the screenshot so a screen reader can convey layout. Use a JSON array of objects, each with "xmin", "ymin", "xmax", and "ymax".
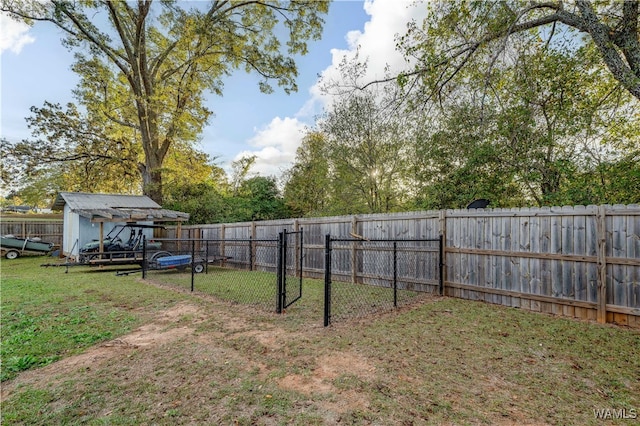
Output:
[{"xmin": 1, "ymin": 1, "xmax": 638, "ymax": 223}]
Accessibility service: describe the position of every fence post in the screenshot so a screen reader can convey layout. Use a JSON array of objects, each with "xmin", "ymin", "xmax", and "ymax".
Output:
[
  {"xmin": 439, "ymin": 234, "xmax": 444, "ymax": 296},
  {"xmin": 294, "ymin": 220, "xmax": 300, "ymax": 278},
  {"xmin": 439, "ymin": 210, "xmax": 447, "ymax": 296},
  {"xmin": 190, "ymin": 239, "xmax": 195, "ymax": 292},
  {"xmin": 393, "ymin": 241, "xmax": 398, "ymax": 307},
  {"xmin": 324, "ymin": 234, "xmax": 332, "ymax": 327},
  {"xmin": 249, "ymin": 236, "xmax": 253, "ymax": 272},
  {"xmin": 205, "ymin": 239, "xmax": 209, "ymax": 274},
  {"xmin": 276, "ymin": 231, "xmax": 284, "ymax": 314},
  {"xmin": 142, "ymin": 235, "xmax": 147, "ymax": 279},
  {"xmin": 596, "ymin": 206, "xmax": 608, "ymax": 324},
  {"xmin": 220, "ymin": 224, "xmax": 226, "ymax": 266},
  {"xmin": 282, "ymin": 228, "xmax": 288, "ymax": 309},
  {"xmin": 251, "ymin": 222, "xmax": 257, "ymax": 270},
  {"xmin": 351, "ymin": 215, "xmax": 358, "ymax": 284},
  {"xmin": 299, "ymin": 227, "xmax": 304, "ymax": 282}
]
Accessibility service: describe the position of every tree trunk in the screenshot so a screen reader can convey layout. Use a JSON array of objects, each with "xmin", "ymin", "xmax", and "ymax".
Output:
[{"xmin": 138, "ymin": 162, "xmax": 163, "ymax": 205}]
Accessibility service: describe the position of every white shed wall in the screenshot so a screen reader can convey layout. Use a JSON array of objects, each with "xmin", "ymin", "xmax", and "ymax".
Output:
[{"xmin": 62, "ymin": 205, "xmax": 79, "ymax": 257}]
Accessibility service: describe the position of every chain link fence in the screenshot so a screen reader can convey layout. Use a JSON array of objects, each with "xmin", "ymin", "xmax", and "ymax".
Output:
[
  {"xmin": 140, "ymin": 234, "xmax": 441, "ymax": 325},
  {"xmin": 142, "ymin": 230, "xmax": 304, "ymax": 313},
  {"xmin": 143, "ymin": 238, "xmax": 281, "ymax": 311},
  {"xmin": 324, "ymin": 237, "xmax": 443, "ymax": 326}
]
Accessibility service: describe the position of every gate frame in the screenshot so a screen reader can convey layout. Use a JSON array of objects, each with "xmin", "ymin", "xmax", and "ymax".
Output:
[
  {"xmin": 143, "ymin": 232, "xmax": 304, "ymax": 314},
  {"xmin": 323, "ymin": 234, "xmax": 444, "ymax": 326},
  {"xmin": 277, "ymin": 228, "xmax": 304, "ymax": 313}
]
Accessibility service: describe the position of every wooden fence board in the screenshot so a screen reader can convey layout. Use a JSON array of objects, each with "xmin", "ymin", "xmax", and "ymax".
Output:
[{"xmin": 520, "ymin": 215, "xmax": 531, "ymax": 310}]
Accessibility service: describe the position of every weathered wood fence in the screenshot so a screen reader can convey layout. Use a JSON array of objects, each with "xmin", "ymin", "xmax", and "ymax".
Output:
[
  {"xmin": 171, "ymin": 205, "xmax": 640, "ymax": 327},
  {"xmin": 6, "ymin": 207, "xmax": 636, "ymax": 327},
  {"xmin": 0, "ymin": 215, "xmax": 64, "ymax": 248}
]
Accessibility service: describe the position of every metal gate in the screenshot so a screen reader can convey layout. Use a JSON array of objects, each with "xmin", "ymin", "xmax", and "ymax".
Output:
[
  {"xmin": 323, "ymin": 235, "xmax": 443, "ymax": 326},
  {"xmin": 142, "ymin": 229, "xmax": 304, "ymax": 314},
  {"xmin": 277, "ymin": 228, "xmax": 303, "ymax": 313}
]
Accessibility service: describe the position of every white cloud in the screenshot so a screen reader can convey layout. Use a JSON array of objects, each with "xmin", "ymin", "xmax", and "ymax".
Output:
[
  {"xmin": 235, "ymin": 116, "xmax": 307, "ymax": 177},
  {"xmin": 307, "ymin": 0, "xmax": 428, "ymax": 113},
  {"xmin": 241, "ymin": 0, "xmax": 428, "ymax": 178},
  {"xmin": 0, "ymin": 14, "xmax": 35, "ymax": 54}
]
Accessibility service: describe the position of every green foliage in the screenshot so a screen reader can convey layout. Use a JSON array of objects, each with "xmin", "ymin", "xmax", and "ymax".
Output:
[
  {"xmin": 398, "ymin": 1, "xmax": 640, "ymax": 102},
  {"xmin": 164, "ymin": 182, "xmax": 229, "ymax": 225},
  {"xmin": 284, "ymin": 60, "xmax": 416, "ymax": 216},
  {"xmin": 283, "ymin": 132, "xmax": 330, "ymax": 217},
  {"xmin": 236, "ymin": 176, "xmax": 289, "ymax": 221},
  {"xmin": 165, "ymin": 175, "xmax": 289, "ymax": 224},
  {"xmin": 2, "ymin": 1, "xmax": 329, "ymax": 203},
  {"xmin": 397, "ymin": 6, "xmax": 640, "ymax": 209}
]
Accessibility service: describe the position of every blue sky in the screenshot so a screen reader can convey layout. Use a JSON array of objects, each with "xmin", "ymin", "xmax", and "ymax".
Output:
[{"xmin": 1, "ymin": 1, "xmax": 427, "ymax": 180}]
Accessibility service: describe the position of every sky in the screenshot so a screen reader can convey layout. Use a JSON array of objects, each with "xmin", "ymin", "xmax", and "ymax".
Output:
[{"xmin": 0, "ymin": 0, "xmax": 428, "ymax": 181}]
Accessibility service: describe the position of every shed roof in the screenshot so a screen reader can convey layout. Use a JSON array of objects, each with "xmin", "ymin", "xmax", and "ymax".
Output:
[{"xmin": 52, "ymin": 192, "xmax": 189, "ymax": 222}]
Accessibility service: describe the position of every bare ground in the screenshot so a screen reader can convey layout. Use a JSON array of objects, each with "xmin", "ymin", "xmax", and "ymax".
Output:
[
  {"xmin": 3, "ymin": 279, "xmax": 637, "ymax": 425},
  {"xmin": 1, "ymin": 294, "xmax": 383, "ymax": 423}
]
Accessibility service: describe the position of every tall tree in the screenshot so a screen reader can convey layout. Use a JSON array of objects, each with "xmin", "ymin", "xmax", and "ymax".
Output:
[
  {"xmin": 315, "ymin": 56, "xmax": 414, "ymax": 214},
  {"xmin": 392, "ymin": 1, "xmax": 640, "ymax": 102},
  {"xmin": 409, "ymin": 37, "xmax": 639, "ymax": 208},
  {"xmin": 283, "ymin": 132, "xmax": 330, "ymax": 216},
  {"xmin": 321, "ymin": 91, "xmax": 410, "ymax": 213},
  {"xmin": 1, "ymin": 0, "xmax": 329, "ymax": 203}
]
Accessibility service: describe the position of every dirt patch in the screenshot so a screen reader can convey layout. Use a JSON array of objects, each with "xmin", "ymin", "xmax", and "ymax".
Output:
[
  {"xmin": 278, "ymin": 351, "xmax": 375, "ymax": 413},
  {"xmin": 1, "ymin": 302, "xmax": 203, "ymax": 401}
]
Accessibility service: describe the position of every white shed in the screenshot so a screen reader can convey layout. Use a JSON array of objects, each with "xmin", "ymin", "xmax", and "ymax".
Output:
[{"xmin": 51, "ymin": 192, "xmax": 189, "ymax": 258}]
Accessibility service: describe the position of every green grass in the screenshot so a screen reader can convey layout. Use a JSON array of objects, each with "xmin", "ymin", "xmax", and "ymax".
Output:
[
  {"xmin": 1, "ymin": 257, "xmax": 191, "ymax": 382},
  {"xmin": 2, "ymin": 256, "xmax": 639, "ymax": 425},
  {"xmin": 148, "ymin": 266, "xmax": 430, "ymax": 326}
]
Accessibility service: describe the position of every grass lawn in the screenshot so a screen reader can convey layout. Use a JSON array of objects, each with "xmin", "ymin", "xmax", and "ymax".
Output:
[{"xmin": 2, "ymin": 257, "xmax": 639, "ymax": 425}]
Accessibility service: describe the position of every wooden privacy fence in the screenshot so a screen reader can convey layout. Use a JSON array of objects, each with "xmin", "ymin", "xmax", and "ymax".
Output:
[
  {"xmin": 444, "ymin": 205, "xmax": 639, "ymax": 327},
  {"xmin": 172, "ymin": 204, "xmax": 640, "ymax": 327},
  {"xmin": 0, "ymin": 216, "xmax": 64, "ymax": 248}
]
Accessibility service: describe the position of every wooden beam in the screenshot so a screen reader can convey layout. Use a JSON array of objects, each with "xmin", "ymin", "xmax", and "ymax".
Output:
[
  {"xmin": 445, "ymin": 281, "xmax": 597, "ymax": 310},
  {"xmin": 445, "ymin": 247, "xmax": 639, "ymax": 267},
  {"xmin": 596, "ymin": 206, "xmax": 608, "ymax": 324}
]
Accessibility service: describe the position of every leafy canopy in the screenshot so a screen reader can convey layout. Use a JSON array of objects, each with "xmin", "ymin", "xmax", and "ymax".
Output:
[{"xmin": 1, "ymin": 0, "xmax": 329, "ymax": 203}]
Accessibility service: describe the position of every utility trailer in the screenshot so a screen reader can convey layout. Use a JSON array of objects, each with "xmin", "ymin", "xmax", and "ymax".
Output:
[
  {"xmin": 150, "ymin": 254, "xmax": 205, "ymax": 273},
  {"xmin": 147, "ymin": 251, "xmax": 232, "ymax": 273},
  {"xmin": 115, "ymin": 252, "xmax": 229, "ymax": 276}
]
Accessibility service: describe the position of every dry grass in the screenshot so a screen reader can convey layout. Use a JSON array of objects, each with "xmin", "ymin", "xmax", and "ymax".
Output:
[{"xmin": 2, "ymin": 257, "xmax": 639, "ymax": 425}]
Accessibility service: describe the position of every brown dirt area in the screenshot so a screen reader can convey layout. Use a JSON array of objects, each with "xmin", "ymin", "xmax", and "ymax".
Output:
[{"xmin": 1, "ymin": 300, "xmax": 377, "ymax": 417}]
